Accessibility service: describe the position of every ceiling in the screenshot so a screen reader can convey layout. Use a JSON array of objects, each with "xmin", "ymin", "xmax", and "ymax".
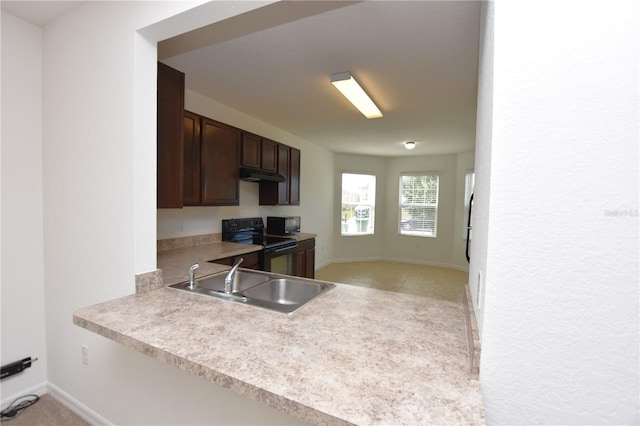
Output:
[
  {"xmin": 0, "ymin": 1, "xmax": 83, "ymax": 27},
  {"xmin": 2, "ymin": 1, "xmax": 481, "ymax": 157},
  {"xmin": 161, "ymin": 1, "xmax": 481, "ymax": 157}
]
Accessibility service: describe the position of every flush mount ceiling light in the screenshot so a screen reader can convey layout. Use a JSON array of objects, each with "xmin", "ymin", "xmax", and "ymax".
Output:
[
  {"xmin": 404, "ymin": 141, "xmax": 416, "ymax": 150},
  {"xmin": 331, "ymin": 71, "xmax": 383, "ymax": 119}
]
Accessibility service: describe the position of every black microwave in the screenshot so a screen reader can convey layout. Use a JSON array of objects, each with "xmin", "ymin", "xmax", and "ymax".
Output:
[{"xmin": 267, "ymin": 216, "xmax": 300, "ymax": 235}]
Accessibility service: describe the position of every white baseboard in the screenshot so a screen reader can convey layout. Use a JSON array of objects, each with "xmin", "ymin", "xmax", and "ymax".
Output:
[
  {"xmin": 384, "ymin": 257, "xmax": 470, "ymax": 272},
  {"xmin": 330, "ymin": 256, "xmax": 384, "ymax": 264},
  {"xmin": 1, "ymin": 381, "xmax": 47, "ymax": 410},
  {"xmin": 325, "ymin": 257, "xmax": 470, "ymax": 273},
  {"xmin": 47, "ymin": 382, "xmax": 112, "ymax": 426}
]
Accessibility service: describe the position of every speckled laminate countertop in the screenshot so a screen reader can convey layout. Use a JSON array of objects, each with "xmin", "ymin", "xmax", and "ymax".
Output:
[
  {"xmin": 156, "ymin": 233, "xmax": 317, "ymax": 286},
  {"xmin": 156, "ymin": 241, "xmax": 261, "ymax": 285},
  {"xmin": 74, "ymin": 272, "xmax": 484, "ymax": 424}
]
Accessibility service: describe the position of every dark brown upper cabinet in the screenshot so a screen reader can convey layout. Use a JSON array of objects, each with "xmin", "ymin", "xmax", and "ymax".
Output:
[
  {"xmin": 241, "ymin": 132, "xmax": 278, "ymax": 173},
  {"xmin": 289, "ymin": 147, "xmax": 301, "ymax": 205},
  {"xmin": 158, "ymin": 62, "xmax": 298, "ymax": 208},
  {"xmin": 240, "ymin": 132, "xmax": 261, "ymax": 169},
  {"xmin": 261, "ymin": 138, "xmax": 278, "ymax": 172},
  {"xmin": 276, "ymin": 144, "xmax": 290, "ymax": 205},
  {"xmin": 259, "ymin": 144, "xmax": 300, "ymax": 206},
  {"xmin": 157, "ymin": 62, "xmax": 185, "ymax": 208},
  {"xmin": 182, "ymin": 114, "xmax": 240, "ymax": 206},
  {"xmin": 199, "ymin": 117, "xmax": 240, "ymax": 205},
  {"xmin": 182, "ymin": 111, "xmax": 201, "ymax": 205}
]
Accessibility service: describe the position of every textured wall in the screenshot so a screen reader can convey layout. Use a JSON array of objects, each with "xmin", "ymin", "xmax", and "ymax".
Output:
[
  {"xmin": 478, "ymin": 0, "xmax": 639, "ymax": 423},
  {"xmin": 1, "ymin": 11, "xmax": 48, "ymax": 403},
  {"xmin": 469, "ymin": 0, "xmax": 495, "ymax": 342},
  {"xmin": 38, "ymin": 1, "xmax": 300, "ymax": 424}
]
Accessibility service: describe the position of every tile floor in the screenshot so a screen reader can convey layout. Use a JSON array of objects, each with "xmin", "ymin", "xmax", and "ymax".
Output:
[{"xmin": 316, "ymin": 260, "xmax": 469, "ymax": 303}]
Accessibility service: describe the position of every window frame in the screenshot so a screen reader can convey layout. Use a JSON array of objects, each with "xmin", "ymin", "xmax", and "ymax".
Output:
[
  {"xmin": 340, "ymin": 172, "xmax": 376, "ymax": 236},
  {"xmin": 398, "ymin": 172, "xmax": 440, "ymax": 238}
]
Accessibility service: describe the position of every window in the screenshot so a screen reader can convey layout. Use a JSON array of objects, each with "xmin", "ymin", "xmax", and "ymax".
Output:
[
  {"xmin": 399, "ymin": 173, "xmax": 439, "ymax": 237},
  {"xmin": 341, "ymin": 173, "xmax": 376, "ymax": 235},
  {"xmin": 464, "ymin": 171, "xmax": 475, "ymax": 239}
]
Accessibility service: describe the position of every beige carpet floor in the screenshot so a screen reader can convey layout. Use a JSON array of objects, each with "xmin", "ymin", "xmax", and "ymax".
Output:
[{"xmin": 3, "ymin": 394, "xmax": 89, "ymax": 426}]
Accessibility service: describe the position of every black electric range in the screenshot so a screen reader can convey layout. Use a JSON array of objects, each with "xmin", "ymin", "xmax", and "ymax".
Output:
[
  {"xmin": 221, "ymin": 218, "xmax": 299, "ymax": 274},
  {"xmin": 221, "ymin": 217, "xmax": 297, "ymax": 251}
]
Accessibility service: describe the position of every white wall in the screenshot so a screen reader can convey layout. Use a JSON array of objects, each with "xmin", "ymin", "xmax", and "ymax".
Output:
[
  {"xmin": 332, "ymin": 153, "xmax": 387, "ymax": 261},
  {"xmin": 475, "ymin": 1, "xmax": 639, "ymax": 424},
  {"xmin": 157, "ymin": 89, "xmax": 335, "ymax": 268},
  {"xmin": 14, "ymin": 1, "xmax": 300, "ymax": 424},
  {"xmin": 468, "ymin": 0, "xmax": 494, "ymax": 339},
  {"xmin": 384, "ymin": 154, "xmax": 459, "ymax": 268},
  {"xmin": 333, "ymin": 151, "xmax": 474, "ymax": 271},
  {"xmin": 0, "ymin": 12, "xmax": 48, "ymax": 402}
]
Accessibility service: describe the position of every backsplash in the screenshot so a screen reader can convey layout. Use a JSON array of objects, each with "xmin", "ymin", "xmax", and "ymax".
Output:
[
  {"xmin": 157, "ymin": 233, "xmax": 221, "ymax": 251},
  {"xmin": 135, "ymin": 269, "xmax": 164, "ymax": 294}
]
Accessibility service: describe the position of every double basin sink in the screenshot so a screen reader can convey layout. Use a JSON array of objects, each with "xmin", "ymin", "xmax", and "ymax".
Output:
[{"xmin": 170, "ymin": 269, "xmax": 335, "ymax": 314}]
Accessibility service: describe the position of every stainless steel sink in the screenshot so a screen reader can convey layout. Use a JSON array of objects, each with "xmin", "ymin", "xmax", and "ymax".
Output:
[
  {"xmin": 187, "ymin": 270, "xmax": 271, "ymax": 293},
  {"xmin": 243, "ymin": 278, "xmax": 329, "ymax": 305},
  {"xmin": 169, "ymin": 269, "xmax": 334, "ymax": 314}
]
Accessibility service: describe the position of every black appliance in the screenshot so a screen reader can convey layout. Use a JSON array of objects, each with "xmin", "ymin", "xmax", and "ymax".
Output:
[
  {"xmin": 267, "ymin": 216, "xmax": 301, "ymax": 235},
  {"xmin": 221, "ymin": 217, "xmax": 298, "ymax": 275},
  {"xmin": 465, "ymin": 193, "xmax": 473, "ymax": 263}
]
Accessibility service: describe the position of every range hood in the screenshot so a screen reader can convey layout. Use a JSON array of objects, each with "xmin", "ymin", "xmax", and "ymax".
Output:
[{"xmin": 239, "ymin": 167, "xmax": 285, "ymax": 182}]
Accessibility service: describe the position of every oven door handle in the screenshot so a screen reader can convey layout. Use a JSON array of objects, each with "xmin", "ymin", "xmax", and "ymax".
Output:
[
  {"xmin": 264, "ymin": 244, "xmax": 298, "ymax": 254},
  {"xmin": 269, "ymin": 244, "xmax": 298, "ymax": 254}
]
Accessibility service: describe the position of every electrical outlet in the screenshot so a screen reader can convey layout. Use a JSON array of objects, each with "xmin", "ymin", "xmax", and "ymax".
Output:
[{"xmin": 81, "ymin": 345, "xmax": 89, "ymax": 366}]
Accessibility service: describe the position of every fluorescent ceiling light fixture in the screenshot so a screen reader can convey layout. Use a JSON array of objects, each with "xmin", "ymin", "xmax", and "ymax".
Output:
[
  {"xmin": 404, "ymin": 141, "xmax": 416, "ymax": 150},
  {"xmin": 331, "ymin": 72, "xmax": 383, "ymax": 119}
]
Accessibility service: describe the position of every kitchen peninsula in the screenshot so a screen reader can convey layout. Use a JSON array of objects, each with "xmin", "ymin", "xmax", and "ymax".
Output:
[{"xmin": 74, "ymin": 238, "xmax": 484, "ymax": 425}]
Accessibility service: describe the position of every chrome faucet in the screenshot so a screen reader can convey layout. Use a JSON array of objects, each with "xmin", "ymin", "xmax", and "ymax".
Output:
[
  {"xmin": 188, "ymin": 263, "xmax": 199, "ymax": 289},
  {"xmin": 224, "ymin": 257, "xmax": 243, "ymax": 294}
]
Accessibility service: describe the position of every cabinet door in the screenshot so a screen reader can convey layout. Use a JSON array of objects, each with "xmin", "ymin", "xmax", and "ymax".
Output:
[
  {"xmin": 289, "ymin": 147, "xmax": 300, "ymax": 205},
  {"xmin": 258, "ymin": 143, "xmax": 300, "ymax": 206},
  {"xmin": 261, "ymin": 139, "xmax": 277, "ymax": 172},
  {"xmin": 200, "ymin": 118, "xmax": 240, "ymax": 205},
  {"xmin": 295, "ymin": 251, "xmax": 306, "ymax": 278},
  {"xmin": 295, "ymin": 239, "xmax": 315, "ymax": 278},
  {"xmin": 304, "ymin": 247, "xmax": 315, "ymax": 279},
  {"xmin": 241, "ymin": 132, "xmax": 261, "ymax": 169},
  {"xmin": 157, "ymin": 62, "xmax": 185, "ymax": 208},
  {"xmin": 182, "ymin": 111, "xmax": 201, "ymax": 205},
  {"xmin": 277, "ymin": 144, "xmax": 290, "ymax": 205}
]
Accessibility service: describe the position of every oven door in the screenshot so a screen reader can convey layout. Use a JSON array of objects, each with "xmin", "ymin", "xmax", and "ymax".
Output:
[{"xmin": 261, "ymin": 244, "xmax": 298, "ymax": 276}]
